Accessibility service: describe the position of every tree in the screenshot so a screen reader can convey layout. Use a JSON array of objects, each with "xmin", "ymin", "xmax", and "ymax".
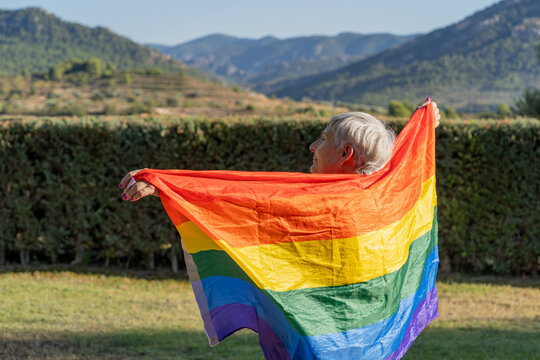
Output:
[
  {"xmin": 50, "ymin": 63, "xmax": 65, "ymax": 80},
  {"xmin": 514, "ymin": 89, "xmax": 540, "ymax": 118},
  {"xmin": 513, "ymin": 40, "xmax": 540, "ymax": 118},
  {"xmin": 45, "ymin": 58, "xmax": 113, "ymax": 81},
  {"xmin": 104, "ymin": 62, "xmax": 117, "ymax": 77},
  {"xmin": 444, "ymin": 106, "xmax": 459, "ymax": 119},
  {"xmin": 496, "ymin": 103, "xmax": 512, "ymax": 118},
  {"xmin": 85, "ymin": 58, "xmax": 103, "ymax": 78}
]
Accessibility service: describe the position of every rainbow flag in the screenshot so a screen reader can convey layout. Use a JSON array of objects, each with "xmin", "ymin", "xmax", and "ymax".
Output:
[{"xmin": 134, "ymin": 105, "xmax": 439, "ymax": 359}]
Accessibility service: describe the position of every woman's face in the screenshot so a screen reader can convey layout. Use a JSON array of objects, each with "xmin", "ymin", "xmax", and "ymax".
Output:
[{"xmin": 309, "ymin": 127, "xmax": 342, "ymax": 174}]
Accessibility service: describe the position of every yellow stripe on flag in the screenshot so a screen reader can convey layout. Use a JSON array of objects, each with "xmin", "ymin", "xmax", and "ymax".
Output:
[{"xmin": 179, "ymin": 176, "xmax": 436, "ymax": 291}]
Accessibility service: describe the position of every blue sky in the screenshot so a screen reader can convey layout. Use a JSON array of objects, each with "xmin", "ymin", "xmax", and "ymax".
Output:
[{"xmin": 1, "ymin": 0, "xmax": 500, "ymax": 45}]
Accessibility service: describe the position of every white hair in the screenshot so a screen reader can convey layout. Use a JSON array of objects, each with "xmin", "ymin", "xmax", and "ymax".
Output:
[{"xmin": 327, "ymin": 112, "xmax": 396, "ymax": 175}]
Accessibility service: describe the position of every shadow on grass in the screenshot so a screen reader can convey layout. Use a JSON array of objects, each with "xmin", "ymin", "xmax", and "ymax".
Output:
[
  {"xmin": 0, "ymin": 328, "xmax": 263, "ymax": 360},
  {"xmin": 405, "ymin": 327, "xmax": 540, "ymax": 360},
  {"xmin": 437, "ymin": 273, "xmax": 540, "ymax": 289},
  {"xmin": 0, "ymin": 263, "xmax": 189, "ymax": 281},
  {"xmin": 1, "ymin": 327, "xmax": 538, "ymax": 360}
]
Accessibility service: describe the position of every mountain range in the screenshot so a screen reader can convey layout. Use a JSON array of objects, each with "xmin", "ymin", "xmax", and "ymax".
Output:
[
  {"xmin": 1, "ymin": 1, "xmax": 539, "ymax": 111},
  {"xmin": 148, "ymin": 33, "xmax": 415, "ymax": 85},
  {"xmin": 270, "ymin": 0, "xmax": 540, "ymax": 110},
  {"xmin": 0, "ymin": 7, "xmax": 184, "ymax": 75}
]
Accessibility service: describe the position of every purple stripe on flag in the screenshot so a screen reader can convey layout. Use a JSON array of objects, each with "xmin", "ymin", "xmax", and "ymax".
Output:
[
  {"xmin": 385, "ymin": 285, "xmax": 439, "ymax": 360},
  {"xmin": 210, "ymin": 303, "xmax": 291, "ymax": 360}
]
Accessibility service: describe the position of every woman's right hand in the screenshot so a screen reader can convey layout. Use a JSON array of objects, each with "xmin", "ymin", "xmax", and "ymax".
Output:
[
  {"xmin": 119, "ymin": 169, "xmax": 159, "ymax": 201},
  {"xmin": 416, "ymin": 97, "xmax": 440, "ymax": 128}
]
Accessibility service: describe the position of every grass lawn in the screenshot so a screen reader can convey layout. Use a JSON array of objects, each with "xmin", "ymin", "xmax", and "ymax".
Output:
[{"xmin": 0, "ymin": 269, "xmax": 538, "ymax": 360}]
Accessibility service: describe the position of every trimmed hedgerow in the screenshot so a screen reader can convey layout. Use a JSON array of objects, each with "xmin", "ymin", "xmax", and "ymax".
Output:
[
  {"xmin": 434, "ymin": 119, "xmax": 539, "ymax": 275},
  {"xmin": 0, "ymin": 116, "xmax": 538, "ymax": 275}
]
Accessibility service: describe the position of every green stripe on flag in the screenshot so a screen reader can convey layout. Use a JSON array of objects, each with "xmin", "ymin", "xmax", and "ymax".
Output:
[{"xmin": 190, "ymin": 209, "xmax": 438, "ymax": 336}]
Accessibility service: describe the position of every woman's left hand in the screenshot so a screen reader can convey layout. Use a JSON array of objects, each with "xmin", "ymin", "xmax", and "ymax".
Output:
[{"xmin": 119, "ymin": 169, "xmax": 159, "ymax": 201}]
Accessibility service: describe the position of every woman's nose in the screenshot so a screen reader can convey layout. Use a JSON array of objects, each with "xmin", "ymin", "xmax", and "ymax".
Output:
[{"xmin": 309, "ymin": 139, "xmax": 320, "ymax": 152}]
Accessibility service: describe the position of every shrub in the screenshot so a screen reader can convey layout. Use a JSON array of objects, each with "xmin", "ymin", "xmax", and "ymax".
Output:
[
  {"xmin": 8, "ymin": 89, "xmax": 23, "ymax": 99},
  {"xmin": 206, "ymin": 100, "xmax": 225, "ymax": 109},
  {"xmin": 1, "ymin": 103, "xmax": 11, "ymax": 114},
  {"xmin": 123, "ymin": 72, "xmax": 132, "ymax": 85},
  {"xmin": 103, "ymin": 102, "xmax": 117, "ymax": 115},
  {"xmin": 63, "ymin": 102, "xmax": 88, "ymax": 116},
  {"xmin": 29, "ymin": 84, "xmax": 37, "ymax": 96},
  {"xmin": 44, "ymin": 101, "xmax": 62, "ymax": 115},
  {"xmin": 296, "ymin": 106, "xmax": 318, "ymax": 116},
  {"xmin": 185, "ymin": 92, "xmax": 201, "ymax": 99},
  {"xmin": 319, "ymin": 109, "xmax": 334, "ymax": 118},
  {"xmin": 388, "ymin": 100, "xmax": 412, "ymax": 117},
  {"xmin": 125, "ymin": 100, "xmax": 154, "ymax": 115},
  {"xmin": 104, "ymin": 88, "xmax": 119, "ymax": 99},
  {"xmin": 166, "ymin": 97, "xmax": 180, "ymax": 107},
  {"xmin": 91, "ymin": 91, "xmax": 104, "ymax": 101},
  {"xmin": 477, "ymin": 111, "xmax": 498, "ymax": 120},
  {"xmin": 72, "ymin": 73, "xmax": 89, "ymax": 85}
]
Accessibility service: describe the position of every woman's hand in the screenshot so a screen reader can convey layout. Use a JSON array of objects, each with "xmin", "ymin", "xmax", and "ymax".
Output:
[
  {"xmin": 119, "ymin": 169, "xmax": 159, "ymax": 201},
  {"xmin": 417, "ymin": 97, "xmax": 440, "ymax": 128}
]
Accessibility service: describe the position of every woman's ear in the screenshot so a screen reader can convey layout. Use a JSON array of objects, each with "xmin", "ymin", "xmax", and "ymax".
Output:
[{"xmin": 340, "ymin": 144, "xmax": 354, "ymax": 165}]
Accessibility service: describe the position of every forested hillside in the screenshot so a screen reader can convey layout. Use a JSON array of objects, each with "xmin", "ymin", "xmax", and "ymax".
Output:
[
  {"xmin": 272, "ymin": 0, "xmax": 540, "ymax": 111},
  {"xmin": 0, "ymin": 7, "xmax": 184, "ymax": 75},
  {"xmin": 149, "ymin": 32, "xmax": 415, "ymax": 84}
]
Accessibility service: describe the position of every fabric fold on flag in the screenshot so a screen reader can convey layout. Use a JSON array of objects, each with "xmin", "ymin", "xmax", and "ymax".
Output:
[{"xmin": 134, "ymin": 104, "xmax": 439, "ymax": 359}]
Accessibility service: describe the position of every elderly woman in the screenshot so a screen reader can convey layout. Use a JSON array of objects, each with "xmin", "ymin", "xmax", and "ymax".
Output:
[
  {"xmin": 119, "ymin": 100, "xmax": 441, "ymax": 359},
  {"xmin": 119, "ymin": 100, "xmax": 440, "ymax": 196}
]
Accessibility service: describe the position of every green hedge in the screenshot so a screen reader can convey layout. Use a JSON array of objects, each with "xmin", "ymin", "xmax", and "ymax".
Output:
[
  {"xmin": 435, "ymin": 119, "xmax": 539, "ymax": 275},
  {"xmin": 0, "ymin": 116, "xmax": 538, "ymax": 275}
]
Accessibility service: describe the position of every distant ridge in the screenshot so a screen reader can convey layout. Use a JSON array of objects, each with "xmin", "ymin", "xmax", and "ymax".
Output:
[
  {"xmin": 0, "ymin": 7, "xmax": 185, "ymax": 74},
  {"xmin": 271, "ymin": 0, "xmax": 540, "ymax": 110},
  {"xmin": 148, "ymin": 32, "xmax": 416, "ymax": 84}
]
